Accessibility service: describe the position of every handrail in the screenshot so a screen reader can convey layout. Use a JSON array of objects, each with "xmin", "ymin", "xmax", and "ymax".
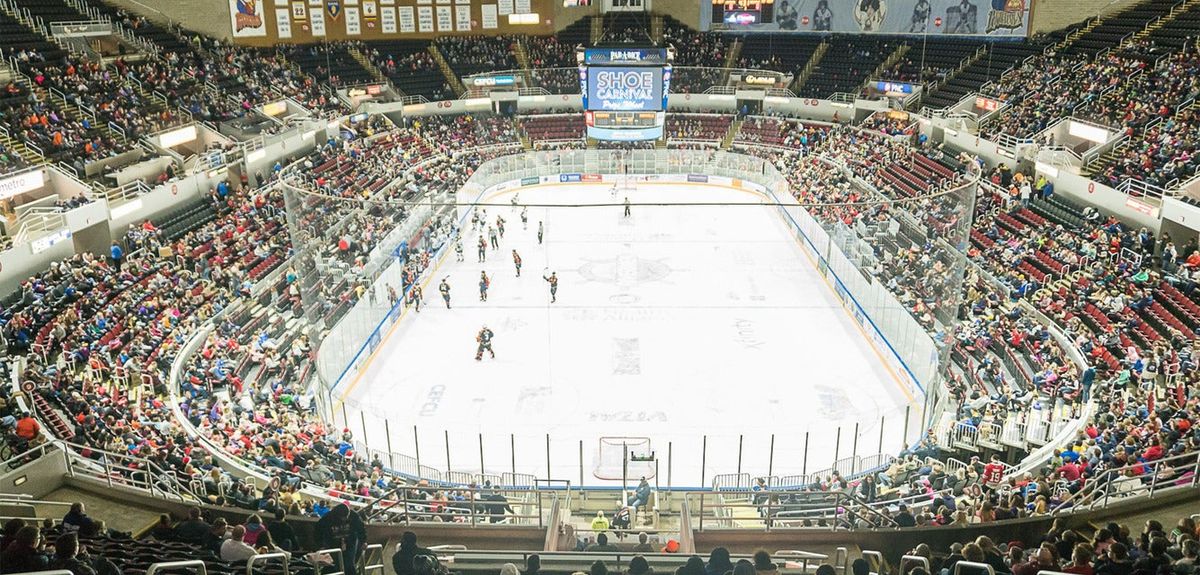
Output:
[
  {"xmin": 954, "ymin": 562, "xmax": 995, "ymax": 575},
  {"xmin": 245, "ymin": 552, "xmax": 289, "ymax": 575},
  {"xmin": 316, "ymin": 548, "xmax": 346, "ymax": 575},
  {"xmin": 146, "ymin": 561, "xmax": 207, "ymax": 575}
]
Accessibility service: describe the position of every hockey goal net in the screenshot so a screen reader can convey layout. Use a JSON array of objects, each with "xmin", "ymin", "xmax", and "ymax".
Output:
[{"xmin": 593, "ymin": 436, "xmax": 655, "ymax": 481}]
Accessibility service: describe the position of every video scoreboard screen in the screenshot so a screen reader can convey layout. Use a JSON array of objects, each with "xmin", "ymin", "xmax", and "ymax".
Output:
[
  {"xmin": 587, "ymin": 111, "xmax": 660, "ymax": 128},
  {"xmin": 579, "ymin": 48, "xmax": 670, "ymax": 141},
  {"xmin": 711, "ymin": 0, "xmax": 774, "ymax": 25}
]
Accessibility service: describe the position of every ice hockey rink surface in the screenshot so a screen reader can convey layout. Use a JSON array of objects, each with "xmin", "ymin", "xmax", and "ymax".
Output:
[{"xmin": 338, "ymin": 182, "xmax": 919, "ymax": 484}]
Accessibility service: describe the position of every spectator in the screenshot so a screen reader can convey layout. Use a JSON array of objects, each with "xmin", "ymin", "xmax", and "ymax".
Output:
[
  {"xmin": 49, "ymin": 532, "xmax": 119, "ymax": 575},
  {"xmin": 629, "ymin": 556, "xmax": 654, "ymax": 575},
  {"xmin": 148, "ymin": 514, "xmax": 175, "ymax": 540},
  {"xmin": 588, "ymin": 533, "xmax": 618, "ymax": 552},
  {"xmin": 678, "ymin": 556, "xmax": 707, "ymax": 575},
  {"xmin": 392, "ymin": 531, "xmax": 436, "ymax": 575},
  {"xmin": 707, "ymin": 547, "xmax": 734, "ymax": 575},
  {"xmin": 220, "ymin": 525, "xmax": 257, "ymax": 562},
  {"xmin": 590, "ymin": 510, "xmax": 610, "ymax": 532},
  {"xmin": 0, "ymin": 525, "xmax": 49, "ymax": 573},
  {"xmin": 62, "ymin": 503, "xmax": 98, "ymax": 537},
  {"xmin": 174, "ymin": 508, "xmax": 210, "ymax": 544},
  {"xmin": 633, "ymin": 532, "xmax": 655, "ymax": 553},
  {"xmin": 266, "ymin": 509, "xmax": 298, "ymax": 552},
  {"xmin": 315, "ymin": 504, "xmax": 367, "ymax": 575},
  {"xmin": 14, "ymin": 412, "xmax": 39, "ymax": 442},
  {"xmin": 525, "ymin": 554, "xmax": 542, "ymax": 575},
  {"xmin": 753, "ymin": 550, "xmax": 778, "ymax": 575},
  {"xmin": 242, "ymin": 514, "xmax": 266, "ymax": 546}
]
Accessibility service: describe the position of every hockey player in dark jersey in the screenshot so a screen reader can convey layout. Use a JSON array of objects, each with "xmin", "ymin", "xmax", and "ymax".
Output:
[
  {"xmin": 543, "ymin": 271, "xmax": 558, "ymax": 303},
  {"xmin": 496, "ymin": 215, "xmax": 506, "ymax": 239},
  {"xmin": 475, "ymin": 325, "xmax": 495, "ymax": 361},
  {"xmin": 439, "ymin": 278, "xmax": 451, "ymax": 309},
  {"xmin": 409, "ymin": 284, "xmax": 423, "ymax": 312},
  {"xmin": 477, "ymin": 236, "xmax": 487, "ymax": 262},
  {"xmin": 512, "ymin": 250, "xmax": 522, "ymax": 277},
  {"xmin": 479, "ymin": 271, "xmax": 490, "ymax": 302}
]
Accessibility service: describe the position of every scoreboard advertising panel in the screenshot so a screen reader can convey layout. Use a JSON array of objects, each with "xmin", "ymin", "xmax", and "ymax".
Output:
[{"xmin": 584, "ymin": 66, "xmax": 665, "ymax": 112}]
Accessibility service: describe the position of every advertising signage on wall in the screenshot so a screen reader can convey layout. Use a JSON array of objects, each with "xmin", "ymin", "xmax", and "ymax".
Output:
[{"xmin": 702, "ymin": 0, "xmax": 1029, "ymax": 36}]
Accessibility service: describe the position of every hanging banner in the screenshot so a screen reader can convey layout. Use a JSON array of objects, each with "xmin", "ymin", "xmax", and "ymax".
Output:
[
  {"xmin": 345, "ymin": 6, "xmax": 361, "ymax": 32},
  {"xmin": 399, "ymin": 5, "xmax": 415, "ymax": 31},
  {"xmin": 229, "ymin": 0, "xmax": 267, "ymax": 37},
  {"xmin": 436, "ymin": 5, "xmax": 452, "ymax": 30},
  {"xmin": 275, "ymin": 7, "xmax": 293, "ymax": 36},
  {"xmin": 381, "ymin": 6, "xmax": 397, "ymax": 31},
  {"xmin": 311, "ymin": 8, "xmax": 327, "ymax": 34},
  {"xmin": 481, "ymin": 3, "xmax": 498, "ymax": 27},
  {"xmin": 417, "ymin": 6, "xmax": 434, "ymax": 31},
  {"xmin": 454, "ymin": 5, "xmax": 471, "ymax": 29},
  {"xmin": 497, "ymin": 0, "xmax": 512, "ymax": 15}
]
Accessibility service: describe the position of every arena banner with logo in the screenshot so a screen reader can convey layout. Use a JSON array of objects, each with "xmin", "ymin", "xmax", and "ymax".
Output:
[
  {"xmin": 703, "ymin": 0, "xmax": 1029, "ymax": 36},
  {"xmin": 229, "ymin": 0, "xmax": 268, "ymax": 37}
]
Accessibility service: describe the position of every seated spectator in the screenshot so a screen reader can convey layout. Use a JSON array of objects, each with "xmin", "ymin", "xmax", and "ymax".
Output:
[
  {"xmin": 633, "ymin": 532, "xmax": 655, "ymax": 553},
  {"xmin": 588, "ymin": 533, "xmax": 618, "ymax": 552},
  {"xmin": 174, "ymin": 508, "xmax": 210, "ymax": 543},
  {"xmin": 0, "ymin": 525, "xmax": 50, "ymax": 574},
  {"xmin": 61, "ymin": 503, "xmax": 98, "ymax": 537},
  {"xmin": 392, "ymin": 531, "xmax": 436, "ymax": 575},
  {"xmin": 220, "ymin": 525, "xmax": 258, "ymax": 562},
  {"xmin": 266, "ymin": 509, "xmax": 298, "ymax": 552},
  {"xmin": 49, "ymin": 532, "xmax": 119, "ymax": 575}
]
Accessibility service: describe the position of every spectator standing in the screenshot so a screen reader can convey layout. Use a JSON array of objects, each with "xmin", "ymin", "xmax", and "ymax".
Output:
[
  {"xmin": 315, "ymin": 503, "xmax": 367, "ymax": 575},
  {"xmin": 109, "ymin": 242, "xmax": 123, "ymax": 272}
]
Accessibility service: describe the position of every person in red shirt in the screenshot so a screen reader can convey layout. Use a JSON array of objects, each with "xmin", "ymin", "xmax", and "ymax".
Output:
[
  {"xmin": 15, "ymin": 412, "xmax": 40, "ymax": 441},
  {"xmin": 982, "ymin": 454, "xmax": 1006, "ymax": 488}
]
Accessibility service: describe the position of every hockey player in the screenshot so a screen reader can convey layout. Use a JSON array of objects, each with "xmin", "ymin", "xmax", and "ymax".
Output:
[
  {"xmin": 488, "ymin": 225, "xmax": 499, "ymax": 250},
  {"xmin": 479, "ymin": 270, "xmax": 490, "ymax": 302},
  {"xmin": 477, "ymin": 236, "xmax": 487, "ymax": 262},
  {"xmin": 521, "ymin": 207, "xmax": 528, "ymax": 229},
  {"xmin": 537, "ymin": 221, "xmax": 544, "ymax": 245},
  {"xmin": 496, "ymin": 215, "xmax": 506, "ymax": 239},
  {"xmin": 512, "ymin": 249, "xmax": 522, "ymax": 277},
  {"xmin": 455, "ymin": 240, "xmax": 464, "ymax": 262},
  {"xmin": 471, "ymin": 211, "xmax": 480, "ymax": 231},
  {"xmin": 409, "ymin": 284, "xmax": 423, "ymax": 312},
  {"xmin": 511, "ymin": 193, "xmax": 520, "ymax": 209},
  {"xmin": 543, "ymin": 271, "xmax": 558, "ymax": 303},
  {"xmin": 439, "ymin": 278, "xmax": 451, "ymax": 309},
  {"xmin": 624, "ymin": 196, "xmax": 631, "ymax": 218},
  {"xmin": 475, "ymin": 325, "xmax": 495, "ymax": 361}
]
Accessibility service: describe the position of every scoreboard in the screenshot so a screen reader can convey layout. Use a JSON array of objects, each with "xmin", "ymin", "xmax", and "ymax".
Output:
[
  {"xmin": 711, "ymin": 0, "xmax": 774, "ymax": 25},
  {"xmin": 579, "ymin": 48, "xmax": 670, "ymax": 142},
  {"xmin": 587, "ymin": 111, "xmax": 660, "ymax": 128}
]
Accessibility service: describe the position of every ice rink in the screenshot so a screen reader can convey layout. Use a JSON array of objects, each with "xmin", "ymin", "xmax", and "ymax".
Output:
[{"xmin": 338, "ymin": 182, "xmax": 920, "ymax": 484}]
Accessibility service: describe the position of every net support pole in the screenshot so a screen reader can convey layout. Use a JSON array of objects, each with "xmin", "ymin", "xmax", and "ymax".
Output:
[
  {"xmin": 902, "ymin": 405, "xmax": 911, "ymax": 451},
  {"xmin": 414, "ymin": 425, "xmax": 422, "ymax": 480},
  {"xmin": 667, "ymin": 441, "xmax": 673, "ymax": 490},
  {"xmin": 479, "ymin": 433, "xmax": 485, "ymax": 476},
  {"xmin": 385, "ymin": 418, "xmax": 394, "ymax": 470},
  {"xmin": 851, "ymin": 422, "xmax": 859, "ymax": 474},
  {"xmin": 700, "ymin": 435, "xmax": 707, "ymax": 488},
  {"xmin": 445, "ymin": 430, "xmax": 451, "ymax": 473},
  {"xmin": 579, "ymin": 440, "xmax": 584, "ymax": 488},
  {"xmin": 545, "ymin": 434, "xmax": 551, "ymax": 480},
  {"xmin": 833, "ymin": 427, "xmax": 841, "ymax": 470},
  {"xmin": 736, "ymin": 435, "xmax": 743, "ymax": 475},
  {"xmin": 511, "ymin": 434, "xmax": 516, "ymax": 477},
  {"xmin": 360, "ymin": 411, "xmax": 369, "ymax": 452},
  {"xmin": 768, "ymin": 434, "xmax": 775, "ymax": 478},
  {"xmin": 878, "ymin": 416, "xmax": 885, "ymax": 455},
  {"xmin": 802, "ymin": 432, "xmax": 809, "ymax": 475}
]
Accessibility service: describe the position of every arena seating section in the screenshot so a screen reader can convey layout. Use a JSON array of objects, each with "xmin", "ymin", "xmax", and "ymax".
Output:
[{"xmin": 2, "ymin": 1, "xmax": 1200, "ymax": 574}]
